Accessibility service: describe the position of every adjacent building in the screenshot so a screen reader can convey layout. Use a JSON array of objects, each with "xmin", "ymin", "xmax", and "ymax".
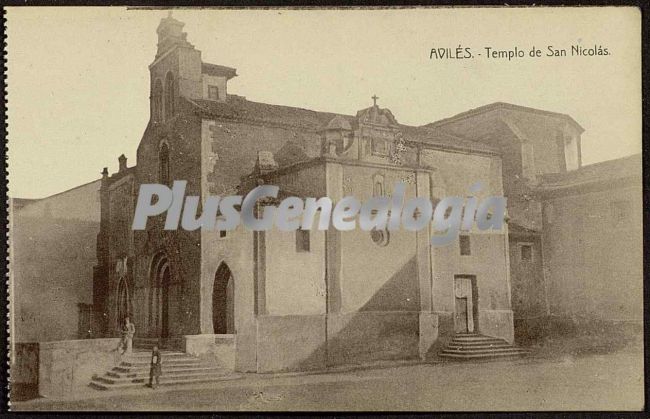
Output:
[
  {"xmin": 428, "ymin": 105, "xmax": 643, "ymax": 337},
  {"xmin": 10, "ymin": 179, "xmax": 101, "ymax": 343}
]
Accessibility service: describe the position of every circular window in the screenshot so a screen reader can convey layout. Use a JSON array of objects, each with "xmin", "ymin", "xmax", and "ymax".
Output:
[{"xmin": 370, "ymin": 228, "xmax": 390, "ymax": 247}]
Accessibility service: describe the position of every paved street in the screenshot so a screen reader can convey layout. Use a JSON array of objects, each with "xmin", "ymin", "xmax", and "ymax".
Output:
[{"xmin": 12, "ymin": 346, "xmax": 644, "ymax": 411}]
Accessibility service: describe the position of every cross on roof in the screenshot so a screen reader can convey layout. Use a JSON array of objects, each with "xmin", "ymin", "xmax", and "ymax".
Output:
[{"xmin": 372, "ymin": 95, "xmax": 379, "ymax": 107}]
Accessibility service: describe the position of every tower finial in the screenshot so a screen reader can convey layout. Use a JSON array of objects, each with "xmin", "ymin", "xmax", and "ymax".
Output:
[{"xmin": 372, "ymin": 94, "xmax": 379, "ymax": 107}]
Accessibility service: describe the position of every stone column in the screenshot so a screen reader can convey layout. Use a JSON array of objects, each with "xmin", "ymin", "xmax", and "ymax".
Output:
[
  {"xmin": 254, "ymin": 228, "xmax": 267, "ymax": 315},
  {"xmin": 325, "ymin": 161, "xmax": 343, "ymax": 313}
]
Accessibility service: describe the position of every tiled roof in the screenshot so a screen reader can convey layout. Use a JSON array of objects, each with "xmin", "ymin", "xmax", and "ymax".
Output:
[
  {"xmin": 188, "ymin": 96, "xmax": 345, "ymax": 130},
  {"xmin": 424, "ymin": 102, "xmax": 585, "ymax": 133},
  {"xmin": 508, "ymin": 222, "xmax": 541, "ymax": 236},
  {"xmin": 201, "ymin": 63, "xmax": 237, "ymax": 79},
  {"xmin": 398, "ymin": 125, "xmax": 498, "ymax": 154},
  {"xmin": 185, "ymin": 96, "xmax": 498, "ymax": 154},
  {"xmin": 538, "ymin": 154, "xmax": 641, "ymax": 189}
]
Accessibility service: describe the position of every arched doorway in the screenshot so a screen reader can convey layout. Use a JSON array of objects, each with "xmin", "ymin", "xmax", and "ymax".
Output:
[
  {"xmin": 213, "ymin": 263, "xmax": 235, "ymax": 334},
  {"xmin": 160, "ymin": 264, "xmax": 171, "ymax": 338},
  {"xmin": 149, "ymin": 253, "xmax": 172, "ymax": 338},
  {"xmin": 116, "ymin": 276, "xmax": 132, "ymax": 327}
]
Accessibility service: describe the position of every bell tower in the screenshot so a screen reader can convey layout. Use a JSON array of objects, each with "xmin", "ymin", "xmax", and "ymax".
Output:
[
  {"xmin": 155, "ymin": 12, "xmax": 193, "ymax": 58},
  {"xmin": 149, "ymin": 13, "xmax": 203, "ymax": 123}
]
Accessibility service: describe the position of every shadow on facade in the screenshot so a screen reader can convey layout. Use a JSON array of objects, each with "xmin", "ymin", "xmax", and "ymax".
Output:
[{"xmin": 282, "ymin": 256, "xmax": 422, "ymax": 372}]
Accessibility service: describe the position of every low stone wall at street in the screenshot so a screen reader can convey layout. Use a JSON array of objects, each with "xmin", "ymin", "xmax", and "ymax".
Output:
[{"xmin": 38, "ymin": 338, "xmax": 121, "ymax": 399}]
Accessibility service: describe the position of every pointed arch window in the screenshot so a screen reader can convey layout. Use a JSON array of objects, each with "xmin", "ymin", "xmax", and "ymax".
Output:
[
  {"xmin": 152, "ymin": 79, "xmax": 163, "ymax": 122},
  {"xmin": 159, "ymin": 142, "xmax": 170, "ymax": 186},
  {"xmin": 164, "ymin": 72, "xmax": 175, "ymax": 120}
]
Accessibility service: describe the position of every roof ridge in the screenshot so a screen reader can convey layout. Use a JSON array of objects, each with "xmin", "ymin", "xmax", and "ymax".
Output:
[
  {"xmin": 185, "ymin": 96, "xmax": 499, "ymax": 154},
  {"xmin": 424, "ymin": 101, "xmax": 585, "ymax": 132},
  {"xmin": 12, "ymin": 178, "xmax": 101, "ymax": 203}
]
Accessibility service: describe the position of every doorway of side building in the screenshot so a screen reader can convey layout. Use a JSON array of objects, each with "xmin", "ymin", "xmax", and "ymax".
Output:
[
  {"xmin": 213, "ymin": 262, "xmax": 235, "ymax": 334},
  {"xmin": 454, "ymin": 275, "xmax": 478, "ymax": 334}
]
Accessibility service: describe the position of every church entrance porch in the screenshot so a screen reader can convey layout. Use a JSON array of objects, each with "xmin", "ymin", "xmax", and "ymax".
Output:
[
  {"xmin": 116, "ymin": 276, "xmax": 132, "ymax": 328},
  {"xmin": 147, "ymin": 253, "xmax": 175, "ymax": 340},
  {"xmin": 454, "ymin": 276, "xmax": 478, "ymax": 334}
]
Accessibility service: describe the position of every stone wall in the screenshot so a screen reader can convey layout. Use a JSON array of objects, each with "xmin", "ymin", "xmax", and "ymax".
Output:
[
  {"xmin": 37, "ymin": 338, "xmax": 121, "ymax": 399},
  {"xmin": 11, "ymin": 214, "xmax": 99, "ymax": 342},
  {"xmin": 541, "ymin": 181, "xmax": 643, "ymax": 321},
  {"xmin": 509, "ymin": 233, "xmax": 547, "ymax": 327},
  {"xmin": 184, "ymin": 334, "xmax": 235, "ymax": 369},
  {"xmin": 122, "ymin": 111, "xmax": 204, "ymax": 338},
  {"xmin": 253, "ymin": 312, "xmax": 423, "ymax": 373}
]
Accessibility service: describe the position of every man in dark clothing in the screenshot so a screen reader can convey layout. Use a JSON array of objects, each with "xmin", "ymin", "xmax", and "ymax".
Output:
[{"xmin": 149, "ymin": 345, "xmax": 162, "ymax": 389}]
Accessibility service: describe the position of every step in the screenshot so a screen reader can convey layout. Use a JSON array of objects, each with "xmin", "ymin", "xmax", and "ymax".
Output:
[
  {"xmin": 122, "ymin": 353, "xmax": 197, "ymax": 361},
  {"xmin": 109, "ymin": 364, "xmax": 220, "ymax": 377},
  {"xmin": 93, "ymin": 375, "xmax": 147, "ymax": 385},
  {"xmin": 96, "ymin": 368, "xmax": 229, "ymax": 385},
  {"xmin": 451, "ymin": 335, "xmax": 504, "ymax": 342},
  {"xmin": 119, "ymin": 362, "xmax": 202, "ymax": 370},
  {"xmin": 89, "ymin": 373, "xmax": 239, "ymax": 391},
  {"xmin": 111, "ymin": 363, "xmax": 222, "ymax": 373},
  {"xmin": 124, "ymin": 357, "xmax": 196, "ymax": 363},
  {"xmin": 109, "ymin": 363, "xmax": 222, "ymax": 374},
  {"xmin": 440, "ymin": 333, "xmax": 529, "ymax": 361},
  {"xmin": 442, "ymin": 345, "xmax": 529, "ymax": 353},
  {"xmin": 439, "ymin": 351, "xmax": 529, "ymax": 359},
  {"xmin": 441, "ymin": 348, "xmax": 529, "ymax": 356},
  {"xmin": 442, "ymin": 346, "xmax": 528, "ymax": 353},
  {"xmin": 448, "ymin": 338, "xmax": 508, "ymax": 344},
  {"xmin": 122, "ymin": 352, "xmax": 189, "ymax": 361},
  {"xmin": 446, "ymin": 343, "xmax": 513, "ymax": 351},
  {"xmin": 120, "ymin": 354, "xmax": 199, "ymax": 363},
  {"xmin": 121, "ymin": 356, "xmax": 193, "ymax": 363},
  {"xmin": 450, "ymin": 338, "xmax": 506, "ymax": 345}
]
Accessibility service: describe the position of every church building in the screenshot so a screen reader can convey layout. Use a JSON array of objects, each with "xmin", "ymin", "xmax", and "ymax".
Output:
[
  {"xmin": 93, "ymin": 15, "xmax": 641, "ymax": 373},
  {"xmin": 93, "ymin": 15, "xmax": 514, "ymax": 372}
]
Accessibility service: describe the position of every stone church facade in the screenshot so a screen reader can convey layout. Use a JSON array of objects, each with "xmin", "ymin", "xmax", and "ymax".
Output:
[{"xmin": 92, "ymin": 16, "xmax": 641, "ymax": 373}]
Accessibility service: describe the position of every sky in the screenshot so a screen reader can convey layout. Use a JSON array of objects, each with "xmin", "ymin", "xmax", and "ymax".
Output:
[{"xmin": 6, "ymin": 7, "xmax": 642, "ymax": 199}]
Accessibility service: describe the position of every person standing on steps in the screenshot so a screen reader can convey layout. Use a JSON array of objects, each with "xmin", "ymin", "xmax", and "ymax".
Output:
[
  {"xmin": 119, "ymin": 316, "xmax": 136, "ymax": 355},
  {"xmin": 149, "ymin": 345, "xmax": 162, "ymax": 389}
]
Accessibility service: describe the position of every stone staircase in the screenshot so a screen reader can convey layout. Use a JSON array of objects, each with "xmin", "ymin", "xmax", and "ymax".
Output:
[
  {"xmin": 89, "ymin": 350, "xmax": 236, "ymax": 391},
  {"xmin": 439, "ymin": 333, "xmax": 529, "ymax": 360},
  {"xmin": 133, "ymin": 337, "xmax": 183, "ymax": 351}
]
